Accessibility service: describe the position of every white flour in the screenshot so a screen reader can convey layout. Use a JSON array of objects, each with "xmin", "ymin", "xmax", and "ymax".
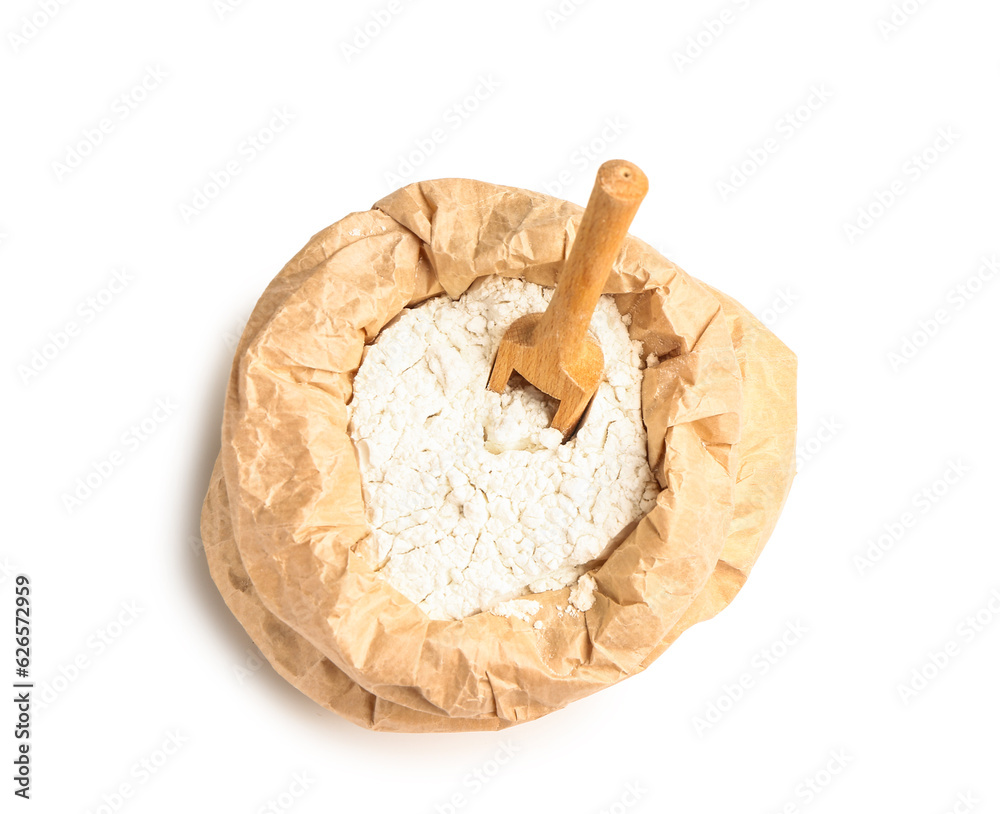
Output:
[
  {"xmin": 489, "ymin": 599, "xmax": 542, "ymax": 622},
  {"xmin": 349, "ymin": 276, "xmax": 657, "ymax": 621},
  {"xmin": 568, "ymin": 573, "xmax": 598, "ymax": 612}
]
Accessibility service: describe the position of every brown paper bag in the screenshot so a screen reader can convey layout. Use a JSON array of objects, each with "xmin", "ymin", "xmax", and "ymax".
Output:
[{"xmin": 201, "ymin": 179, "xmax": 796, "ymax": 732}]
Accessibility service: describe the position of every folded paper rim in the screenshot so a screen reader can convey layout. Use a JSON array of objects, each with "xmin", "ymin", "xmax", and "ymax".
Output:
[{"xmin": 211, "ymin": 179, "xmax": 759, "ymax": 723}]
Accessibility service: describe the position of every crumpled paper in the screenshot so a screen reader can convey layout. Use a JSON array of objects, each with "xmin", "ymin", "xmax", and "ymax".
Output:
[{"xmin": 201, "ymin": 178, "xmax": 797, "ymax": 732}]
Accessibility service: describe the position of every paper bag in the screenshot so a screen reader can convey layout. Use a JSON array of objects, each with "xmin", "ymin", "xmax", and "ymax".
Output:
[{"xmin": 201, "ymin": 179, "xmax": 796, "ymax": 731}]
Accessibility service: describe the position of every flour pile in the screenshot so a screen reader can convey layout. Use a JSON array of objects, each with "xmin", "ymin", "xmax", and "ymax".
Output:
[{"xmin": 349, "ymin": 277, "xmax": 657, "ymax": 621}]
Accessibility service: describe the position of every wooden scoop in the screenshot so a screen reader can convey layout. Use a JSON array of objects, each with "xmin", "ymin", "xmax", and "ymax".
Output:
[{"xmin": 487, "ymin": 159, "xmax": 648, "ymax": 438}]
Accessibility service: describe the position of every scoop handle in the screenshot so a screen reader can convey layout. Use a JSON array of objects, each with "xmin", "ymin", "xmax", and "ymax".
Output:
[{"xmin": 536, "ymin": 160, "xmax": 648, "ymax": 352}]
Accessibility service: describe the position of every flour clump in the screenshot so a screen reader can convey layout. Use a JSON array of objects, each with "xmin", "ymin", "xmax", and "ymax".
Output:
[{"xmin": 349, "ymin": 276, "xmax": 658, "ymax": 621}]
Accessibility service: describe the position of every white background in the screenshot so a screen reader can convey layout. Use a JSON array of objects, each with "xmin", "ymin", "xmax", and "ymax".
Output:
[{"xmin": 3, "ymin": 0, "xmax": 999, "ymax": 812}]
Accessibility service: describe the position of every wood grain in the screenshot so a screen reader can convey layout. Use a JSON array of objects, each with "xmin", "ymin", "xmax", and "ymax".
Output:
[{"xmin": 487, "ymin": 159, "xmax": 648, "ymax": 437}]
